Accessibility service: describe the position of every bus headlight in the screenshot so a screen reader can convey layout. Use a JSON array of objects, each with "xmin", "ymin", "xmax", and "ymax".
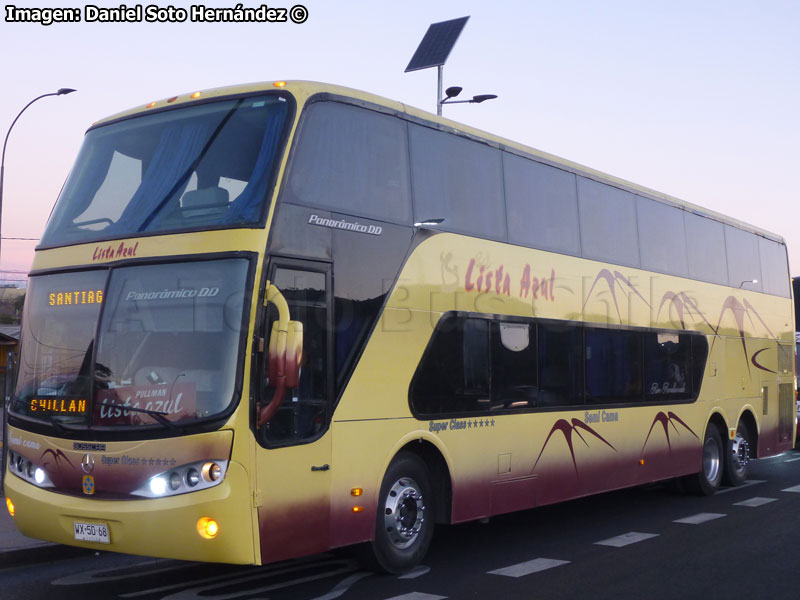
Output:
[
  {"xmin": 7, "ymin": 451, "xmax": 54, "ymax": 489},
  {"xmin": 133, "ymin": 460, "xmax": 228, "ymax": 498}
]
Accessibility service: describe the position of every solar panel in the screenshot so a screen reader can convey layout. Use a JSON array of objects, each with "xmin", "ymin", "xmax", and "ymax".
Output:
[{"xmin": 405, "ymin": 16, "xmax": 469, "ymax": 73}]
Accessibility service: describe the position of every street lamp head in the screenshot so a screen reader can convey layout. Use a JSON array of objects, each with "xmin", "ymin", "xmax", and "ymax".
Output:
[
  {"xmin": 471, "ymin": 94, "xmax": 498, "ymax": 103},
  {"xmin": 57, "ymin": 88, "xmax": 77, "ymax": 96},
  {"xmin": 444, "ymin": 86, "xmax": 462, "ymax": 99}
]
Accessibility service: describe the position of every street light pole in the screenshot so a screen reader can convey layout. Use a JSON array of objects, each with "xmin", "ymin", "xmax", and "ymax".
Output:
[
  {"xmin": 0, "ymin": 88, "xmax": 76, "ymax": 264},
  {"xmin": 1, "ymin": 87, "xmax": 75, "ymax": 493}
]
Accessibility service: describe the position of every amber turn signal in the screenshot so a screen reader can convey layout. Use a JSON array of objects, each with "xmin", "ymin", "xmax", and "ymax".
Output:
[{"xmin": 197, "ymin": 516, "xmax": 219, "ymax": 539}]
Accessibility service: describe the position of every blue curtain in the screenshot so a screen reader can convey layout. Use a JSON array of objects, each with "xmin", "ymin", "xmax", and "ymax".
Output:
[
  {"xmin": 113, "ymin": 122, "xmax": 212, "ymax": 232},
  {"xmin": 222, "ymin": 102, "xmax": 289, "ymax": 224}
]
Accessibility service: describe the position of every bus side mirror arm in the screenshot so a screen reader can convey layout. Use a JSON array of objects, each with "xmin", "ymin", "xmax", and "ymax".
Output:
[{"xmin": 258, "ymin": 282, "xmax": 303, "ymax": 427}]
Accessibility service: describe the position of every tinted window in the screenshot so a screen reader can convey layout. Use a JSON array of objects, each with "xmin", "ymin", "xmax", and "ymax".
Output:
[
  {"xmin": 412, "ymin": 315, "xmax": 706, "ymax": 417},
  {"xmin": 537, "ymin": 322, "xmax": 584, "ymax": 407},
  {"xmin": 262, "ymin": 266, "xmax": 329, "ymax": 444},
  {"xmin": 637, "ymin": 197, "xmax": 688, "ymax": 277},
  {"xmin": 684, "ymin": 213, "xmax": 728, "ymax": 285},
  {"xmin": 585, "ymin": 328, "xmax": 642, "ymax": 402},
  {"xmin": 503, "ymin": 154, "xmax": 580, "ymax": 255},
  {"xmin": 286, "ymin": 102, "xmax": 411, "ymax": 224},
  {"xmin": 758, "ymin": 237, "xmax": 790, "ymax": 297},
  {"xmin": 725, "ymin": 225, "xmax": 762, "ymax": 292},
  {"xmin": 412, "ymin": 317, "xmax": 490, "ymax": 415},
  {"xmin": 491, "ymin": 322, "xmax": 537, "ymax": 409},
  {"xmin": 642, "ymin": 332, "xmax": 704, "ymax": 402},
  {"xmin": 410, "ymin": 124, "xmax": 505, "ymax": 239},
  {"xmin": 578, "ymin": 178, "xmax": 639, "ymax": 267}
]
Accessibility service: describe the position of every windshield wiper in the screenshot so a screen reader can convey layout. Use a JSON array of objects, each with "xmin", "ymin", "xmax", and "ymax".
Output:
[{"xmin": 116, "ymin": 404, "xmax": 177, "ymax": 429}]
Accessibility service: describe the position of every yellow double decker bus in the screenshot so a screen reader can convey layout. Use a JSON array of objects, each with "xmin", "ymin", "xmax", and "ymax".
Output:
[{"xmin": 4, "ymin": 81, "xmax": 795, "ymax": 573}]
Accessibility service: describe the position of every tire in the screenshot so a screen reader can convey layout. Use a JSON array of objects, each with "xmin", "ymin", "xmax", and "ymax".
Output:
[
  {"xmin": 682, "ymin": 424, "xmax": 724, "ymax": 496},
  {"xmin": 361, "ymin": 452, "xmax": 435, "ymax": 574},
  {"xmin": 723, "ymin": 421, "xmax": 751, "ymax": 487}
]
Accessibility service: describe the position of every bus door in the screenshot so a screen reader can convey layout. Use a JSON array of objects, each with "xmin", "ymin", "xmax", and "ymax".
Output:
[{"xmin": 255, "ymin": 259, "xmax": 334, "ymax": 564}]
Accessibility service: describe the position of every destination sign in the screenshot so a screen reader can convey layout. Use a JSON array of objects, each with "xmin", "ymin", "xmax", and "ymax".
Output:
[
  {"xmin": 29, "ymin": 396, "xmax": 88, "ymax": 415},
  {"xmin": 48, "ymin": 289, "xmax": 104, "ymax": 307}
]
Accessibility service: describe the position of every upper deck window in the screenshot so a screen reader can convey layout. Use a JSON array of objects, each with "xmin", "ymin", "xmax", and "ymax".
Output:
[
  {"xmin": 284, "ymin": 101, "xmax": 412, "ymax": 224},
  {"xmin": 40, "ymin": 95, "xmax": 290, "ymax": 247}
]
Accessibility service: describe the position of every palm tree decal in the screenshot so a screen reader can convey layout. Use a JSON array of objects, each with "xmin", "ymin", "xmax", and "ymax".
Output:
[{"xmin": 533, "ymin": 418, "xmax": 616, "ymax": 476}]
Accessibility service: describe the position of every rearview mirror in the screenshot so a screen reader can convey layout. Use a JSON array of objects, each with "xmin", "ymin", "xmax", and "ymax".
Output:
[{"xmin": 267, "ymin": 320, "xmax": 303, "ymax": 388}]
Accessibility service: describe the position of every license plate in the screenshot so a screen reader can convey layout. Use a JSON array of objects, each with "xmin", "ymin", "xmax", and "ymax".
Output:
[{"xmin": 73, "ymin": 521, "xmax": 110, "ymax": 544}]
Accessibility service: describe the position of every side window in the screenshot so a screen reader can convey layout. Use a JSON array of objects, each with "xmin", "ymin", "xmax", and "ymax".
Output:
[
  {"xmin": 261, "ymin": 265, "xmax": 330, "ymax": 445},
  {"xmin": 577, "ymin": 178, "xmax": 640, "ymax": 268},
  {"xmin": 409, "ymin": 124, "xmax": 506, "ymax": 239},
  {"xmin": 411, "ymin": 316, "xmax": 490, "ymax": 415},
  {"xmin": 758, "ymin": 237, "xmax": 790, "ymax": 297},
  {"xmin": 636, "ymin": 196, "xmax": 689, "ymax": 277},
  {"xmin": 503, "ymin": 154, "xmax": 580, "ymax": 255},
  {"xmin": 491, "ymin": 321, "xmax": 537, "ymax": 409},
  {"xmin": 285, "ymin": 102, "xmax": 412, "ymax": 224},
  {"xmin": 725, "ymin": 225, "xmax": 762, "ymax": 292},
  {"xmin": 685, "ymin": 213, "xmax": 728, "ymax": 285},
  {"xmin": 411, "ymin": 315, "xmax": 705, "ymax": 418},
  {"xmin": 537, "ymin": 322, "xmax": 584, "ymax": 408},
  {"xmin": 644, "ymin": 333, "xmax": 694, "ymax": 402},
  {"xmin": 585, "ymin": 328, "xmax": 642, "ymax": 403}
]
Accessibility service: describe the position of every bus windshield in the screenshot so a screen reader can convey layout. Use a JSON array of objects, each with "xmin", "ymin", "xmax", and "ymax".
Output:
[
  {"xmin": 40, "ymin": 94, "xmax": 290, "ymax": 247},
  {"xmin": 11, "ymin": 258, "xmax": 250, "ymax": 430}
]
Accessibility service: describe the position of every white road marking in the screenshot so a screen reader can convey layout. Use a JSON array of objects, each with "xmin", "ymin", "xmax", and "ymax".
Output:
[
  {"xmin": 488, "ymin": 558, "xmax": 570, "ymax": 577},
  {"xmin": 673, "ymin": 513, "xmax": 726, "ymax": 524},
  {"xmin": 717, "ymin": 480, "xmax": 766, "ymax": 494},
  {"xmin": 781, "ymin": 484, "xmax": 800, "ymax": 493},
  {"xmin": 783, "ymin": 457, "xmax": 800, "ymax": 463},
  {"xmin": 398, "ymin": 566, "xmax": 431, "ymax": 580},
  {"xmin": 308, "ymin": 573, "xmax": 371, "ymax": 600},
  {"xmin": 734, "ymin": 497, "xmax": 777, "ymax": 507},
  {"xmin": 384, "ymin": 593, "xmax": 447, "ymax": 600},
  {"xmin": 121, "ymin": 558, "xmax": 356, "ymax": 599},
  {"xmin": 594, "ymin": 532, "xmax": 659, "ymax": 547}
]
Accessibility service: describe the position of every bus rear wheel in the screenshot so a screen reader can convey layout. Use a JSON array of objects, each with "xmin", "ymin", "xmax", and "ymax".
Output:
[
  {"xmin": 682, "ymin": 424, "xmax": 723, "ymax": 496},
  {"xmin": 723, "ymin": 421, "xmax": 751, "ymax": 487},
  {"xmin": 363, "ymin": 452, "xmax": 435, "ymax": 574}
]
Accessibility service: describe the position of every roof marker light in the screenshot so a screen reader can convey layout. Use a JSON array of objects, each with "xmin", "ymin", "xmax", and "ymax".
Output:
[
  {"xmin": 167, "ymin": 96, "xmax": 178, "ymax": 103},
  {"xmin": 190, "ymin": 92, "xmax": 202, "ymax": 99},
  {"xmin": 146, "ymin": 101, "xmax": 157, "ymax": 108},
  {"xmin": 273, "ymin": 81, "xmax": 287, "ymax": 88}
]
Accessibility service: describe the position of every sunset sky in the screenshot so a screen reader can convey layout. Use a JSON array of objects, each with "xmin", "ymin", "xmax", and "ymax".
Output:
[{"xmin": 1, "ymin": 0, "xmax": 798, "ymax": 285}]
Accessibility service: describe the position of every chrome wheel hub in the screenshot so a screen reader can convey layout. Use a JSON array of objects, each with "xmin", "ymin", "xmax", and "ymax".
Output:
[
  {"xmin": 383, "ymin": 477, "xmax": 425, "ymax": 550},
  {"xmin": 730, "ymin": 433, "xmax": 750, "ymax": 473},
  {"xmin": 703, "ymin": 436, "xmax": 721, "ymax": 483}
]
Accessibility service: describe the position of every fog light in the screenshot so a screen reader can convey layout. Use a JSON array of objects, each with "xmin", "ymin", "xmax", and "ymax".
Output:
[
  {"xmin": 197, "ymin": 517, "xmax": 219, "ymax": 539},
  {"xmin": 6, "ymin": 497, "xmax": 14, "ymax": 517}
]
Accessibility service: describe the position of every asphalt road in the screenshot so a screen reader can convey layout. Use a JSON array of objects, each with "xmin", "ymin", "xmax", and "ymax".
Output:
[{"xmin": 3, "ymin": 449, "xmax": 800, "ymax": 600}]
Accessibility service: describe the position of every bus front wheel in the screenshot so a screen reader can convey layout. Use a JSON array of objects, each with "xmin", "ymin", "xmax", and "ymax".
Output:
[
  {"xmin": 683, "ymin": 424, "xmax": 724, "ymax": 496},
  {"xmin": 363, "ymin": 452, "xmax": 435, "ymax": 574}
]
